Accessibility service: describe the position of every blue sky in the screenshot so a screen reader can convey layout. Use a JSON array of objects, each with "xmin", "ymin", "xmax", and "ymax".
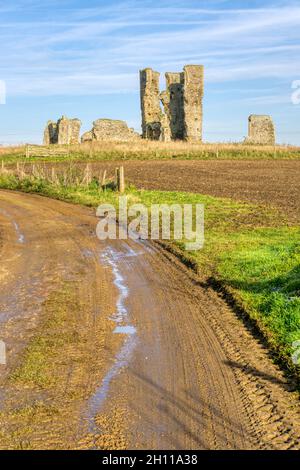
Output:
[{"xmin": 0, "ymin": 0, "xmax": 300, "ymax": 145}]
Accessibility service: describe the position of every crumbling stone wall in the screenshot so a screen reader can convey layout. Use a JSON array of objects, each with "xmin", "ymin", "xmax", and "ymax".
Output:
[
  {"xmin": 140, "ymin": 68, "xmax": 162, "ymax": 140},
  {"xmin": 81, "ymin": 119, "xmax": 140, "ymax": 142},
  {"xmin": 57, "ymin": 116, "xmax": 81, "ymax": 145},
  {"xmin": 245, "ymin": 115, "xmax": 275, "ymax": 145},
  {"xmin": 43, "ymin": 121, "xmax": 58, "ymax": 145},
  {"xmin": 43, "ymin": 115, "xmax": 81, "ymax": 145},
  {"xmin": 159, "ymin": 112, "xmax": 171, "ymax": 142},
  {"xmin": 164, "ymin": 72, "xmax": 185, "ymax": 140},
  {"xmin": 140, "ymin": 65, "xmax": 204, "ymax": 142},
  {"xmin": 182, "ymin": 65, "xmax": 204, "ymax": 142},
  {"xmin": 81, "ymin": 130, "xmax": 94, "ymax": 143}
]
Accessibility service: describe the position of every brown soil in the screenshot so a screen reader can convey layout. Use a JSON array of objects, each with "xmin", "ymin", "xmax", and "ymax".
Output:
[
  {"xmin": 80, "ymin": 160, "xmax": 300, "ymax": 222},
  {"xmin": 0, "ymin": 191, "xmax": 299, "ymax": 449}
]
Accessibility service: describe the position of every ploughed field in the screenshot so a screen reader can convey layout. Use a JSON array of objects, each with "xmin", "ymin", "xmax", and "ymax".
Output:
[{"xmin": 68, "ymin": 160, "xmax": 300, "ymax": 222}]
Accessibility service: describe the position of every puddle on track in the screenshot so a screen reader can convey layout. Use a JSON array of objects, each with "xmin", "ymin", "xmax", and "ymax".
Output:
[
  {"xmin": 114, "ymin": 325, "xmax": 136, "ymax": 335},
  {"xmin": 85, "ymin": 243, "xmax": 141, "ymax": 433},
  {"xmin": 0, "ymin": 208, "xmax": 25, "ymax": 244}
]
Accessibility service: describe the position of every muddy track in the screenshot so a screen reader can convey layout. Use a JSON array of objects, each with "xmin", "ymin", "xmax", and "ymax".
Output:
[{"xmin": 0, "ymin": 190, "xmax": 299, "ymax": 450}]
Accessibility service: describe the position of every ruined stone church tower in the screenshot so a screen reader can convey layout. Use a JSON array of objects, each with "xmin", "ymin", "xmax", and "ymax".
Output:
[{"xmin": 140, "ymin": 65, "xmax": 204, "ymax": 142}]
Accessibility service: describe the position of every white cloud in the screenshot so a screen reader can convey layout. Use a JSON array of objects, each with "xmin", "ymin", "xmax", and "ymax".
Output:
[{"xmin": 0, "ymin": 1, "xmax": 300, "ymax": 96}]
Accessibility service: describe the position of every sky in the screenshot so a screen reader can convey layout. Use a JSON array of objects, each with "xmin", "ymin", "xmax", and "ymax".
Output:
[{"xmin": 0, "ymin": 0, "xmax": 300, "ymax": 145}]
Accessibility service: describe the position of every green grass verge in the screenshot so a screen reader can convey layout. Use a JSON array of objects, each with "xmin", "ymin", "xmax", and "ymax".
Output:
[
  {"xmin": 11, "ymin": 282, "xmax": 81, "ymax": 389},
  {"xmin": 0, "ymin": 173, "xmax": 299, "ymax": 374},
  {"xmin": 217, "ymin": 227, "xmax": 300, "ymax": 353}
]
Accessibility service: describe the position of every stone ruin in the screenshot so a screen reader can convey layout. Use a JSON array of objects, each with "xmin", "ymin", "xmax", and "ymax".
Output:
[
  {"xmin": 42, "ymin": 70, "xmax": 278, "ymax": 147},
  {"xmin": 43, "ymin": 115, "xmax": 81, "ymax": 145},
  {"xmin": 81, "ymin": 119, "xmax": 140, "ymax": 143},
  {"xmin": 43, "ymin": 121, "xmax": 58, "ymax": 145},
  {"xmin": 140, "ymin": 65, "xmax": 204, "ymax": 142},
  {"xmin": 245, "ymin": 115, "xmax": 275, "ymax": 145}
]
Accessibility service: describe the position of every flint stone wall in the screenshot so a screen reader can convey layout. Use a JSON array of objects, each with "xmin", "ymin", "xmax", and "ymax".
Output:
[
  {"xmin": 183, "ymin": 65, "xmax": 204, "ymax": 142},
  {"xmin": 140, "ymin": 65, "xmax": 204, "ymax": 142},
  {"xmin": 140, "ymin": 68, "xmax": 162, "ymax": 139},
  {"xmin": 81, "ymin": 119, "xmax": 140, "ymax": 142},
  {"xmin": 43, "ymin": 115, "xmax": 81, "ymax": 145},
  {"xmin": 43, "ymin": 121, "xmax": 58, "ymax": 145},
  {"xmin": 57, "ymin": 116, "xmax": 81, "ymax": 145},
  {"xmin": 164, "ymin": 72, "xmax": 184, "ymax": 140},
  {"xmin": 245, "ymin": 115, "xmax": 275, "ymax": 145}
]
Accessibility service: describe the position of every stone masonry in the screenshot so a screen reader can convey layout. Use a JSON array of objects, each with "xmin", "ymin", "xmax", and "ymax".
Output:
[
  {"xmin": 182, "ymin": 65, "xmax": 204, "ymax": 142},
  {"xmin": 245, "ymin": 115, "xmax": 275, "ymax": 145},
  {"xmin": 43, "ymin": 115, "xmax": 81, "ymax": 145},
  {"xmin": 140, "ymin": 65, "xmax": 204, "ymax": 142},
  {"xmin": 163, "ymin": 72, "xmax": 185, "ymax": 140},
  {"xmin": 81, "ymin": 119, "xmax": 140, "ymax": 142},
  {"xmin": 43, "ymin": 121, "xmax": 58, "ymax": 145},
  {"xmin": 140, "ymin": 68, "xmax": 162, "ymax": 139},
  {"xmin": 57, "ymin": 116, "xmax": 81, "ymax": 145}
]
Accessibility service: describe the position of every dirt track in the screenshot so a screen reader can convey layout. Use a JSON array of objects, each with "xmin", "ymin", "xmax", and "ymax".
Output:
[
  {"xmin": 79, "ymin": 160, "xmax": 299, "ymax": 222},
  {"xmin": 0, "ymin": 190, "xmax": 299, "ymax": 449}
]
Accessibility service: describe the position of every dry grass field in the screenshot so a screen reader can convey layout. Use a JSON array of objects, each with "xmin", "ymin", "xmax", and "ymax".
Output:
[{"xmin": 1, "ymin": 141, "xmax": 300, "ymax": 161}]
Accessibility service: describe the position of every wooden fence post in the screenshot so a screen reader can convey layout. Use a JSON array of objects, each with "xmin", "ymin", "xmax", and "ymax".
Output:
[
  {"xmin": 115, "ymin": 166, "xmax": 125, "ymax": 192},
  {"xmin": 89, "ymin": 141, "xmax": 94, "ymax": 159},
  {"xmin": 101, "ymin": 170, "xmax": 107, "ymax": 188},
  {"xmin": 82, "ymin": 164, "xmax": 92, "ymax": 187},
  {"xmin": 51, "ymin": 167, "xmax": 56, "ymax": 184},
  {"xmin": 119, "ymin": 166, "xmax": 125, "ymax": 193},
  {"xmin": 115, "ymin": 167, "xmax": 119, "ymax": 190}
]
